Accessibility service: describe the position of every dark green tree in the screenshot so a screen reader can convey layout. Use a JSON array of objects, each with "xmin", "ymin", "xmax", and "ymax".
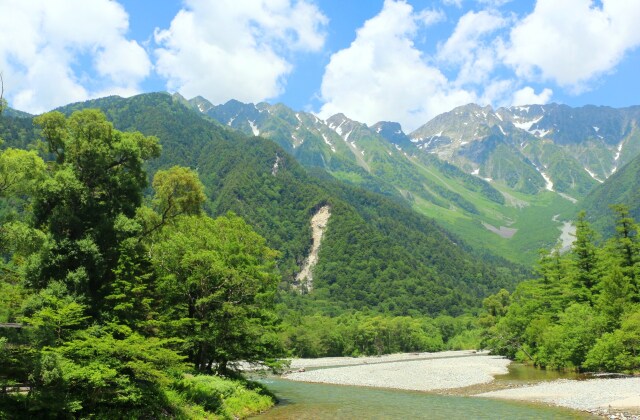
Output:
[
  {"xmin": 28, "ymin": 110, "xmax": 160, "ymax": 310},
  {"xmin": 150, "ymin": 213, "xmax": 281, "ymax": 374},
  {"xmin": 570, "ymin": 211, "xmax": 600, "ymax": 302}
]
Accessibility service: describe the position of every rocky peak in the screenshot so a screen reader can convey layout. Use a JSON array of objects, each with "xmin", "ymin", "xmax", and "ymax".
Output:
[{"xmin": 371, "ymin": 121, "xmax": 412, "ymax": 148}]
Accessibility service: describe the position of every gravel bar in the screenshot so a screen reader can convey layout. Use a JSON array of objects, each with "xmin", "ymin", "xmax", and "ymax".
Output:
[
  {"xmin": 477, "ymin": 377, "xmax": 640, "ymax": 412},
  {"xmin": 288, "ymin": 350, "xmax": 489, "ymax": 369},
  {"xmin": 284, "ymin": 352, "xmax": 511, "ymax": 391}
]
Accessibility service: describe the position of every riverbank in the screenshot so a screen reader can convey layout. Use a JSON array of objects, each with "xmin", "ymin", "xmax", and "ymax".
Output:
[
  {"xmin": 282, "ymin": 351, "xmax": 640, "ymax": 417},
  {"xmin": 479, "ymin": 377, "xmax": 640, "ymax": 416}
]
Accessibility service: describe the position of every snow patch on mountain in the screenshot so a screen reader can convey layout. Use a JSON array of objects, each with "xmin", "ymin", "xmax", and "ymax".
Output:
[
  {"xmin": 531, "ymin": 128, "xmax": 549, "ymax": 138},
  {"xmin": 513, "ymin": 116, "xmax": 543, "ymax": 132},
  {"xmin": 321, "ymin": 133, "xmax": 336, "ymax": 153},
  {"xmin": 611, "ymin": 143, "xmax": 624, "ymax": 174},
  {"xmin": 533, "ymin": 163, "xmax": 554, "ymax": 191},
  {"xmin": 614, "ymin": 142, "xmax": 623, "ymax": 161},
  {"xmin": 558, "ymin": 192, "xmax": 578, "ymax": 203},
  {"xmin": 584, "ymin": 167, "xmax": 603, "ymax": 183},
  {"xmin": 291, "ymin": 134, "xmax": 303, "ymax": 148}
]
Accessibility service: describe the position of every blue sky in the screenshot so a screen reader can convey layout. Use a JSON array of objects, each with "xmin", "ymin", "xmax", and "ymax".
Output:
[{"xmin": 1, "ymin": 0, "xmax": 639, "ymax": 131}]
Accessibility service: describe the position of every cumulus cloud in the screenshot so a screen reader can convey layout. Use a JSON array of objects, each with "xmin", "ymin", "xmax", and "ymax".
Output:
[
  {"xmin": 154, "ymin": 0, "xmax": 328, "ymax": 104},
  {"xmin": 319, "ymin": 0, "xmax": 475, "ymax": 132},
  {"xmin": 438, "ymin": 10, "xmax": 507, "ymax": 85},
  {"xmin": 0, "ymin": 0, "xmax": 150, "ymax": 113},
  {"xmin": 511, "ymin": 86, "xmax": 553, "ymax": 105},
  {"xmin": 503, "ymin": 0, "xmax": 640, "ymax": 90}
]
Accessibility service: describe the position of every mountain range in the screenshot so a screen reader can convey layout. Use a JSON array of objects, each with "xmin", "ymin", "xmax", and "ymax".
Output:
[
  {"xmin": 0, "ymin": 93, "xmax": 525, "ymax": 316},
  {"xmin": 189, "ymin": 96, "xmax": 640, "ymax": 264},
  {"xmin": 1, "ymin": 92, "xmax": 638, "ymax": 315}
]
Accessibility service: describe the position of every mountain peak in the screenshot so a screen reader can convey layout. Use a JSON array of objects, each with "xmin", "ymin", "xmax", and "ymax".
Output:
[{"xmin": 371, "ymin": 121, "xmax": 412, "ymax": 148}]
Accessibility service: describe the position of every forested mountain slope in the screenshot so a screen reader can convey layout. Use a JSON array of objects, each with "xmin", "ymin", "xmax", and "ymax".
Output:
[
  {"xmin": 195, "ymin": 98, "xmax": 578, "ymax": 264},
  {"xmin": 0, "ymin": 93, "xmax": 526, "ymax": 316},
  {"xmin": 198, "ymin": 99, "xmax": 640, "ymax": 265},
  {"xmin": 580, "ymin": 153, "xmax": 640, "ymax": 237}
]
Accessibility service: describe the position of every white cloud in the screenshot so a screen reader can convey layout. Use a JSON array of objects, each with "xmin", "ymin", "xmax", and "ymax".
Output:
[
  {"xmin": 319, "ymin": 0, "xmax": 475, "ymax": 132},
  {"xmin": 0, "ymin": 0, "xmax": 150, "ymax": 113},
  {"xmin": 511, "ymin": 86, "xmax": 553, "ymax": 105},
  {"xmin": 154, "ymin": 0, "xmax": 327, "ymax": 104},
  {"xmin": 503, "ymin": 0, "xmax": 640, "ymax": 90},
  {"xmin": 438, "ymin": 10, "xmax": 506, "ymax": 85},
  {"xmin": 479, "ymin": 79, "xmax": 514, "ymax": 106},
  {"xmin": 416, "ymin": 9, "xmax": 446, "ymax": 26}
]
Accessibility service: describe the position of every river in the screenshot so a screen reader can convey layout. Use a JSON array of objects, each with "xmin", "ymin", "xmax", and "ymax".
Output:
[{"xmin": 252, "ymin": 363, "xmax": 593, "ymax": 419}]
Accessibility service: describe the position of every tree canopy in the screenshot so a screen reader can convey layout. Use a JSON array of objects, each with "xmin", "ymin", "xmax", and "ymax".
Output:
[
  {"xmin": 0, "ymin": 109, "xmax": 278, "ymax": 418},
  {"xmin": 482, "ymin": 206, "xmax": 640, "ymax": 372}
]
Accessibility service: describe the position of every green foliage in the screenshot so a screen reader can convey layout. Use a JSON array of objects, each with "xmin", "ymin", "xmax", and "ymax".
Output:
[
  {"xmin": 483, "ymin": 206, "xmax": 640, "ymax": 372},
  {"xmin": 279, "ymin": 311, "xmax": 481, "ymax": 358},
  {"xmin": 171, "ymin": 374, "xmax": 275, "ymax": 419},
  {"xmin": 26, "ymin": 326, "xmax": 185, "ymax": 418},
  {"xmin": 0, "ymin": 148, "xmax": 46, "ymax": 197},
  {"xmin": 149, "ymin": 213, "xmax": 281, "ymax": 374},
  {"xmin": 580, "ymin": 152, "xmax": 640, "ymax": 237},
  {"xmin": 28, "ymin": 110, "xmax": 161, "ymax": 310},
  {"xmin": 0, "ymin": 109, "xmax": 278, "ymax": 417},
  {"xmin": 584, "ymin": 309, "xmax": 640, "ymax": 372},
  {"xmin": 152, "ymin": 166, "xmax": 206, "ymax": 220},
  {"xmin": 52, "ymin": 92, "xmax": 525, "ymax": 316}
]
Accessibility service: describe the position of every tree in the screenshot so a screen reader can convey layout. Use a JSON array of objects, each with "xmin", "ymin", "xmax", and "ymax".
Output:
[
  {"xmin": 610, "ymin": 204, "xmax": 639, "ymax": 287},
  {"xmin": 28, "ymin": 110, "xmax": 161, "ymax": 310},
  {"xmin": 149, "ymin": 213, "xmax": 281, "ymax": 374},
  {"xmin": 0, "ymin": 148, "xmax": 46, "ymax": 197},
  {"xmin": 570, "ymin": 211, "xmax": 599, "ymax": 302},
  {"xmin": 136, "ymin": 165, "xmax": 206, "ymax": 240}
]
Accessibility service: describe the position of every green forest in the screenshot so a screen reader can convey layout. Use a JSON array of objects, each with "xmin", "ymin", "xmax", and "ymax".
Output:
[
  {"xmin": 0, "ymin": 110, "xmax": 280, "ymax": 417},
  {"xmin": 482, "ymin": 207, "xmax": 640, "ymax": 372}
]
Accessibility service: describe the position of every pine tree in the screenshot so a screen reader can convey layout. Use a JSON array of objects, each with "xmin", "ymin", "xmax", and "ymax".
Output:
[{"xmin": 570, "ymin": 211, "xmax": 600, "ymax": 303}]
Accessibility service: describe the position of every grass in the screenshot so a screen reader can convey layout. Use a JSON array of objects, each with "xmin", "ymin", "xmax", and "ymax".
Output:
[
  {"xmin": 407, "ymin": 157, "xmax": 579, "ymax": 266},
  {"xmin": 168, "ymin": 374, "xmax": 276, "ymax": 419},
  {"xmin": 318, "ymin": 132, "xmax": 581, "ymax": 267}
]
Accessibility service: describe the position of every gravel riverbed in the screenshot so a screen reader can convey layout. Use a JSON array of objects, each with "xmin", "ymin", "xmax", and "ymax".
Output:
[
  {"xmin": 283, "ymin": 351, "xmax": 640, "ymax": 416},
  {"xmin": 478, "ymin": 377, "xmax": 640, "ymax": 413},
  {"xmin": 284, "ymin": 351, "xmax": 511, "ymax": 391}
]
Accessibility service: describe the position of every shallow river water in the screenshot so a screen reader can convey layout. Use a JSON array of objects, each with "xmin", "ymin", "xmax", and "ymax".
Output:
[{"xmin": 253, "ymin": 363, "xmax": 593, "ymax": 419}]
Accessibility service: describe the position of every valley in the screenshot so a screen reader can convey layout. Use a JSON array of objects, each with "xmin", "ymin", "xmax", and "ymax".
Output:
[
  {"xmin": 2, "ymin": 93, "xmax": 639, "ymax": 418},
  {"xmin": 2, "ymin": 2, "xmax": 640, "ymax": 418},
  {"xmin": 189, "ymin": 96, "xmax": 640, "ymax": 265}
]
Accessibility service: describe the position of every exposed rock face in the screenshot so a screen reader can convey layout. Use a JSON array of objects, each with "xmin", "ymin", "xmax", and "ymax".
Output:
[{"xmin": 295, "ymin": 205, "xmax": 331, "ymax": 293}]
